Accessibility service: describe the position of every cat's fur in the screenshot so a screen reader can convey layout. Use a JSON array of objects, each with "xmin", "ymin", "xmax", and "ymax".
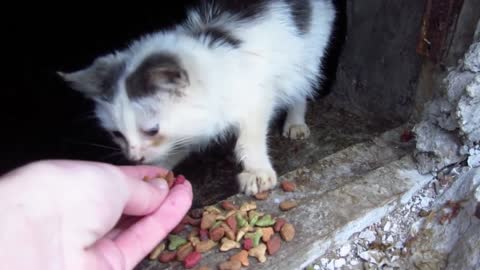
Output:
[{"xmin": 59, "ymin": 0, "xmax": 336, "ymax": 195}]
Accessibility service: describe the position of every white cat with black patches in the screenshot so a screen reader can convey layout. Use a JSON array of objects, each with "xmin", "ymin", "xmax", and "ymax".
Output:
[{"xmin": 59, "ymin": 0, "xmax": 336, "ymax": 195}]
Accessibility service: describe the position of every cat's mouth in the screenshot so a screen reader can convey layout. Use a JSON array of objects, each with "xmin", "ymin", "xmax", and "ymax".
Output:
[{"xmin": 151, "ymin": 135, "xmax": 167, "ymax": 147}]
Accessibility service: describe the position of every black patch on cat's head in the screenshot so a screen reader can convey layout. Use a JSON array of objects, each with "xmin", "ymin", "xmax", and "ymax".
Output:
[
  {"xmin": 193, "ymin": 27, "xmax": 242, "ymax": 49},
  {"xmin": 196, "ymin": 0, "xmax": 271, "ymax": 23},
  {"xmin": 125, "ymin": 53, "xmax": 189, "ymax": 100},
  {"xmin": 58, "ymin": 54, "xmax": 126, "ymax": 102},
  {"xmin": 285, "ymin": 0, "xmax": 312, "ymax": 35}
]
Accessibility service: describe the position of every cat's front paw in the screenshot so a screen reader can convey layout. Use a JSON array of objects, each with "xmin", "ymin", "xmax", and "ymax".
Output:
[
  {"xmin": 283, "ymin": 123, "xmax": 311, "ymax": 140},
  {"xmin": 237, "ymin": 168, "xmax": 278, "ymax": 195}
]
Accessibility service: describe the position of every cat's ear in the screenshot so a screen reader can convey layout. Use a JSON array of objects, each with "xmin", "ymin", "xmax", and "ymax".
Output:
[{"xmin": 57, "ymin": 52, "xmax": 126, "ymax": 99}]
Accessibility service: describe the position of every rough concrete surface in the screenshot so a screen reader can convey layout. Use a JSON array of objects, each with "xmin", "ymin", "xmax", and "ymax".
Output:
[
  {"xmin": 414, "ymin": 40, "xmax": 480, "ymax": 173},
  {"xmin": 405, "ymin": 168, "xmax": 480, "ymax": 270}
]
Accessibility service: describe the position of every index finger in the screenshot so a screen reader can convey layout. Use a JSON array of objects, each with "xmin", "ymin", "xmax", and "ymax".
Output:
[
  {"xmin": 118, "ymin": 165, "xmax": 168, "ymax": 180},
  {"xmin": 116, "ymin": 181, "xmax": 193, "ymax": 269}
]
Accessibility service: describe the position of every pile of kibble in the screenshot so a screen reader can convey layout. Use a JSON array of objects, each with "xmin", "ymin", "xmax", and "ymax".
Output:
[{"xmin": 147, "ymin": 173, "xmax": 299, "ymax": 270}]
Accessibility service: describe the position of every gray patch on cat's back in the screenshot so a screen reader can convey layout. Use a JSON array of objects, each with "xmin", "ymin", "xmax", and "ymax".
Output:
[
  {"xmin": 125, "ymin": 53, "xmax": 189, "ymax": 100},
  {"xmin": 285, "ymin": 0, "xmax": 312, "ymax": 35},
  {"xmin": 193, "ymin": 27, "xmax": 242, "ymax": 49}
]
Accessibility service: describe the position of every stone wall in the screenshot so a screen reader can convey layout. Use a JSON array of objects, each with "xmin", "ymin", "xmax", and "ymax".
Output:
[{"xmin": 414, "ymin": 23, "xmax": 480, "ymax": 173}]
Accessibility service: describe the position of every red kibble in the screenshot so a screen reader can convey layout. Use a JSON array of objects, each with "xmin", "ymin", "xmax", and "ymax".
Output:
[
  {"xmin": 174, "ymin": 174, "xmax": 186, "ymax": 186},
  {"xmin": 243, "ymin": 238, "xmax": 253, "ymax": 250},
  {"xmin": 267, "ymin": 235, "xmax": 281, "ymax": 255},
  {"xmin": 400, "ymin": 129, "xmax": 414, "ymax": 142},
  {"xmin": 159, "ymin": 251, "xmax": 177, "ymax": 263},
  {"xmin": 274, "ymin": 218, "xmax": 287, "ymax": 232},
  {"xmin": 184, "ymin": 252, "xmax": 202, "ymax": 269},
  {"xmin": 182, "ymin": 215, "xmax": 201, "ymax": 227},
  {"xmin": 200, "ymin": 229, "xmax": 209, "ymax": 241},
  {"xmin": 221, "ymin": 201, "xmax": 239, "ymax": 211}
]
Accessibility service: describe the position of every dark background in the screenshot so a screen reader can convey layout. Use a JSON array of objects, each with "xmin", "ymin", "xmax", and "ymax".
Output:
[{"xmin": 2, "ymin": 1, "xmax": 346, "ymax": 175}]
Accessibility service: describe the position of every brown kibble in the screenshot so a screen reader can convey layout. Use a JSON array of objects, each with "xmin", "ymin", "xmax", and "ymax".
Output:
[
  {"xmin": 261, "ymin": 227, "xmax": 274, "ymax": 242},
  {"xmin": 201, "ymin": 214, "xmax": 217, "ymax": 230},
  {"xmin": 248, "ymin": 243, "xmax": 267, "ymax": 263},
  {"xmin": 254, "ymin": 191, "xmax": 270, "ymax": 200},
  {"xmin": 209, "ymin": 227, "xmax": 225, "ymax": 242},
  {"xmin": 166, "ymin": 171, "xmax": 175, "ymax": 188},
  {"xmin": 281, "ymin": 181, "xmax": 296, "ymax": 192},
  {"xmin": 221, "ymin": 201, "xmax": 239, "ymax": 211},
  {"xmin": 280, "ymin": 223, "xmax": 295, "ymax": 242},
  {"xmin": 198, "ymin": 266, "xmax": 211, "ymax": 270},
  {"xmin": 204, "ymin": 206, "xmax": 223, "ymax": 215},
  {"xmin": 218, "ymin": 260, "xmax": 242, "ymax": 270},
  {"xmin": 225, "ymin": 210, "xmax": 237, "ymax": 218},
  {"xmin": 172, "ymin": 223, "xmax": 186, "ymax": 234},
  {"xmin": 226, "ymin": 215, "xmax": 237, "ymax": 233},
  {"xmin": 176, "ymin": 243, "xmax": 194, "ymax": 261},
  {"xmin": 183, "ymin": 215, "xmax": 201, "ymax": 227},
  {"xmin": 149, "ymin": 243, "xmax": 165, "ymax": 260},
  {"xmin": 189, "ymin": 236, "xmax": 201, "ymax": 247},
  {"xmin": 240, "ymin": 201, "xmax": 257, "ymax": 212},
  {"xmin": 274, "ymin": 218, "xmax": 287, "ymax": 232},
  {"xmin": 266, "ymin": 235, "xmax": 281, "ymax": 255},
  {"xmin": 189, "ymin": 228, "xmax": 200, "ymax": 239},
  {"xmin": 195, "ymin": 240, "xmax": 217, "ymax": 253},
  {"xmin": 221, "ymin": 223, "xmax": 236, "ymax": 241},
  {"xmin": 230, "ymin": 250, "xmax": 249, "ymax": 267},
  {"xmin": 220, "ymin": 238, "xmax": 241, "ymax": 252},
  {"xmin": 159, "ymin": 251, "xmax": 177, "ymax": 263},
  {"xmin": 279, "ymin": 200, "xmax": 298, "ymax": 211}
]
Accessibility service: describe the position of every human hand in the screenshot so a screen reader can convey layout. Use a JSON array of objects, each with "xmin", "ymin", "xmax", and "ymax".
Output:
[{"xmin": 0, "ymin": 160, "xmax": 193, "ymax": 270}]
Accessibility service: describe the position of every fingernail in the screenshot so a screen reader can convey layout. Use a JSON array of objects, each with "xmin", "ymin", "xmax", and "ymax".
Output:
[{"xmin": 150, "ymin": 178, "xmax": 169, "ymax": 190}]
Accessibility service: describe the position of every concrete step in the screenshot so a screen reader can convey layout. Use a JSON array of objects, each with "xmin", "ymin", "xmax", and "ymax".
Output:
[{"xmin": 137, "ymin": 128, "xmax": 429, "ymax": 270}]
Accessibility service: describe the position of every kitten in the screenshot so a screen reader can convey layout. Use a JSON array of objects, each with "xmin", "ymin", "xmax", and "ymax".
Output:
[{"xmin": 59, "ymin": 0, "xmax": 336, "ymax": 195}]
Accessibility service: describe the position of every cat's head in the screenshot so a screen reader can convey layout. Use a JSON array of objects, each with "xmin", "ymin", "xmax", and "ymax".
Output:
[{"xmin": 59, "ymin": 51, "xmax": 213, "ymax": 165}]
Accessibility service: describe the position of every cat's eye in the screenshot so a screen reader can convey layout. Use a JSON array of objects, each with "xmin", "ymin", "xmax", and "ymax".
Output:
[{"xmin": 143, "ymin": 125, "xmax": 159, "ymax": 137}]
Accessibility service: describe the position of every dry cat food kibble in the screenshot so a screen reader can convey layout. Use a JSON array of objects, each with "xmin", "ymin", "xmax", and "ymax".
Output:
[
  {"xmin": 254, "ymin": 191, "xmax": 270, "ymax": 200},
  {"xmin": 279, "ymin": 200, "xmax": 298, "ymax": 211},
  {"xmin": 184, "ymin": 252, "xmax": 202, "ymax": 269},
  {"xmin": 151, "ymin": 200, "xmax": 296, "ymax": 269},
  {"xmin": 281, "ymin": 181, "xmax": 296, "ymax": 192}
]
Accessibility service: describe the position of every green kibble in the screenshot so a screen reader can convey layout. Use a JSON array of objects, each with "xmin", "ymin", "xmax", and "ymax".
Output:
[
  {"xmin": 249, "ymin": 212, "xmax": 260, "ymax": 227},
  {"xmin": 168, "ymin": 234, "xmax": 187, "ymax": 251},
  {"xmin": 245, "ymin": 229, "xmax": 263, "ymax": 247},
  {"xmin": 255, "ymin": 214, "xmax": 275, "ymax": 227},
  {"xmin": 236, "ymin": 213, "xmax": 248, "ymax": 228}
]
